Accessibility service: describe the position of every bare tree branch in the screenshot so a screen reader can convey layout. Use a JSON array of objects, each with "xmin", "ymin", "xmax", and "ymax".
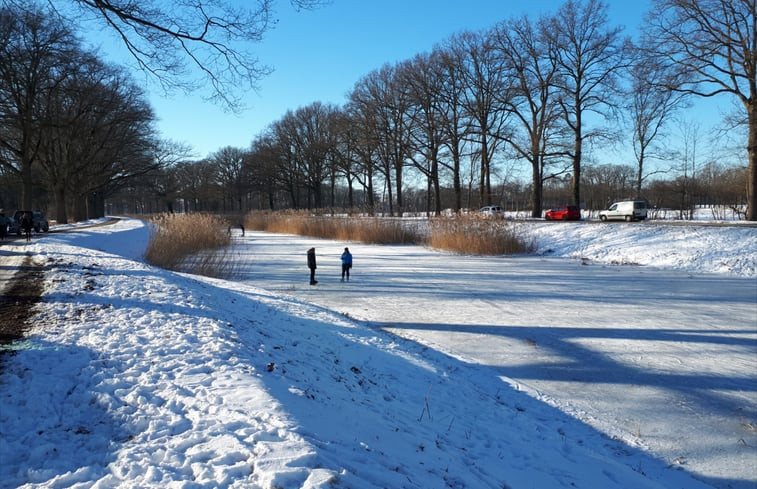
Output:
[
  {"xmin": 2, "ymin": 0, "xmax": 328, "ymax": 111},
  {"xmin": 643, "ymin": 0, "xmax": 756, "ymax": 219}
]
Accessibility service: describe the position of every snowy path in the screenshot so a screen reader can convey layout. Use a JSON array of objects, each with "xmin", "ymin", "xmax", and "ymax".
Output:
[
  {"xmin": 231, "ymin": 230, "xmax": 757, "ymax": 488},
  {"xmin": 0, "ymin": 241, "xmax": 31, "ymax": 294}
]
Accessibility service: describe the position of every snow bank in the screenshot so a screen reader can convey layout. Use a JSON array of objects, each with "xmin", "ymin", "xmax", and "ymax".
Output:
[{"xmin": 0, "ymin": 217, "xmax": 753, "ymax": 489}]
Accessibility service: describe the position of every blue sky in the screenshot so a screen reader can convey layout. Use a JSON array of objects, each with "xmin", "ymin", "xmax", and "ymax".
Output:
[{"xmin": 134, "ymin": 1, "xmax": 653, "ymax": 159}]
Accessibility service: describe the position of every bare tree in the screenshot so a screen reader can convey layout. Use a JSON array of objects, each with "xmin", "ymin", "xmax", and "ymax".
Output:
[
  {"xmin": 38, "ymin": 51, "xmax": 107, "ymax": 223},
  {"xmin": 329, "ymin": 109, "xmax": 361, "ymax": 210},
  {"xmin": 268, "ymin": 113, "xmax": 304, "ymax": 208},
  {"xmin": 210, "ymin": 146, "xmax": 250, "ymax": 211},
  {"xmin": 0, "ymin": 4, "xmax": 76, "ymax": 209},
  {"xmin": 349, "ymin": 64, "xmax": 413, "ymax": 216},
  {"xmin": 672, "ymin": 118, "xmax": 702, "ymax": 219},
  {"xmin": 626, "ymin": 55, "xmax": 687, "ymax": 196},
  {"xmin": 451, "ymin": 30, "xmax": 508, "ymax": 207},
  {"xmin": 343, "ymin": 98, "xmax": 379, "ymax": 213},
  {"xmin": 436, "ymin": 43, "xmax": 473, "ymax": 212},
  {"xmin": 59, "ymin": 65, "xmax": 157, "ymax": 220},
  {"xmin": 401, "ymin": 52, "xmax": 449, "ymax": 215},
  {"xmin": 644, "ymin": 0, "xmax": 756, "ymax": 220},
  {"xmin": 491, "ymin": 15, "xmax": 566, "ymax": 218},
  {"xmin": 287, "ymin": 101, "xmax": 338, "ymax": 209},
  {"xmin": 548, "ymin": 0, "xmax": 629, "ymax": 208},
  {"xmin": 582, "ymin": 163, "xmax": 637, "ymax": 208},
  {"xmin": 2, "ymin": 0, "xmax": 328, "ymax": 110},
  {"xmin": 247, "ymin": 134, "xmax": 282, "ymax": 210}
]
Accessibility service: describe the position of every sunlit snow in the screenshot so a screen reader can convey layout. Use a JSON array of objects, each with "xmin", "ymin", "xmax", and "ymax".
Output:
[{"xmin": 0, "ymin": 216, "xmax": 755, "ymax": 489}]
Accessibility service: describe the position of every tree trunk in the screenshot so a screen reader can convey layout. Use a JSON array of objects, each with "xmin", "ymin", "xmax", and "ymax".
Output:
[
  {"xmin": 748, "ymin": 102, "xmax": 757, "ymax": 220},
  {"xmin": 531, "ymin": 160, "xmax": 542, "ymax": 218},
  {"xmin": 74, "ymin": 194, "xmax": 88, "ymax": 221},
  {"xmin": 572, "ymin": 111, "xmax": 582, "ymax": 207},
  {"xmin": 54, "ymin": 183, "xmax": 67, "ymax": 225},
  {"xmin": 636, "ymin": 152, "xmax": 645, "ymax": 199},
  {"xmin": 432, "ymin": 157, "xmax": 441, "ymax": 215},
  {"xmin": 366, "ymin": 164, "xmax": 375, "ymax": 215},
  {"xmin": 96, "ymin": 193, "xmax": 105, "ymax": 218},
  {"xmin": 483, "ymin": 137, "xmax": 491, "ymax": 205},
  {"xmin": 394, "ymin": 164, "xmax": 403, "ymax": 217},
  {"xmin": 21, "ymin": 153, "xmax": 33, "ymax": 210},
  {"xmin": 347, "ymin": 174, "xmax": 354, "ymax": 209},
  {"xmin": 479, "ymin": 134, "xmax": 491, "ymax": 205},
  {"xmin": 387, "ymin": 182, "xmax": 394, "ymax": 216},
  {"xmin": 452, "ymin": 149, "xmax": 462, "ymax": 211}
]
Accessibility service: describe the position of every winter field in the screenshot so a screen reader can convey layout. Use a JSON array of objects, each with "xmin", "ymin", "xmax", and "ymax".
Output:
[{"xmin": 0, "ymin": 216, "xmax": 755, "ymax": 489}]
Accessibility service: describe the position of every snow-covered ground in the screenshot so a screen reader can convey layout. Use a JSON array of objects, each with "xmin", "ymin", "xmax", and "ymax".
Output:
[{"xmin": 0, "ymin": 217, "xmax": 755, "ymax": 489}]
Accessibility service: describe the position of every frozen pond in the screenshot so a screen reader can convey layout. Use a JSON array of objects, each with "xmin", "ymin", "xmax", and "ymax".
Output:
[{"xmin": 232, "ymin": 230, "xmax": 757, "ymax": 487}]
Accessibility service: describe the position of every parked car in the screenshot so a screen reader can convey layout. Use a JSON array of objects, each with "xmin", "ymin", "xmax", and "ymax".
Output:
[
  {"xmin": 544, "ymin": 205, "xmax": 581, "ymax": 221},
  {"xmin": 599, "ymin": 201, "xmax": 648, "ymax": 222},
  {"xmin": 9, "ymin": 210, "xmax": 49, "ymax": 234},
  {"xmin": 479, "ymin": 205, "xmax": 504, "ymax": 218},
  {"xmin": 33, "ymin": 211, "xmax": 49, "ymax": 232},
  {"xmin": 7, "ymin": 212, "xmax": 22, "ymax": 235}
]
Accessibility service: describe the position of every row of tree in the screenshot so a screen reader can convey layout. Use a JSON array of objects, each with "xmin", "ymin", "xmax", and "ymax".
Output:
[
  {"xmin": 107, "ymin": 147, "xmax": 747, "ymax": 218},
  {"xmin": 0, "ymin": 4, "xmax": 167, "ymax": 223},
  {"xmin": 0, "ymin": 0, "xmax": 331, "ymax": 223},
  {"xmin": 1, "ymin": 0, "xmax": 754, "ymax": 221},
  {"xmin": 114, "ymin": 0, "xmax": 752, "ymax": 219}
]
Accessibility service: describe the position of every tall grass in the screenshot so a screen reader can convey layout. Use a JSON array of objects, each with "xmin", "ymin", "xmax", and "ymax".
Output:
[
  {"xmin": 145, "ymin": 213, "xmax": 232, "ymax": 275},
  {"xmin": 245, "ymin": 210, "xmax": 533, "ymax": 255},
  {"xmin": 245, "ymin": 211, "xmax": 421, "ymax": 244},
  {"xmin": 185, "ymin": 247, "xmax": 240, "ymax": 279},
  {"xmin": 428, "ymin": 217, "xmax": 534, "ymax": 255}
]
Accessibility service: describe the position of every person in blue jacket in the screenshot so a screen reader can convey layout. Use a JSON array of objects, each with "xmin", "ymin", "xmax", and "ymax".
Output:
[{"xmin": 340, "ymin": 247, "xmax": 353, "ymax": 282}]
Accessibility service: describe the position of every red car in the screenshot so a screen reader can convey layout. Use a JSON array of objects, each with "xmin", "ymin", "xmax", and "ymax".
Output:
[{"xmin": 544, "ymin": 205, "xmax": 581, "ymax": 221}]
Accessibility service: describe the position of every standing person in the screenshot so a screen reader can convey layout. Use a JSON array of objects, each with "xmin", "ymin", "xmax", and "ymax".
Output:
[
  {"xmin": 307, "ymin": 247, "xmax": 317, "ymax": 285},
  {"xmin": 21, "ymin": 212, "xmax": 32, "ymax": 242},
  {"xmin": 0, "ymin": 212, "xmax": 7, "ymax": 241},
  {"xmin": 340, "ymin": 247, "xmax": 352, "ymax": 282}
]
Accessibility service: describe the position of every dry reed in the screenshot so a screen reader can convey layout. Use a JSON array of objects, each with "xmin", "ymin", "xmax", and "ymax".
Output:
[
  {"xmin": 244, "ymin": 210, "xmax": 532, "ymax": 256},
  {"xmin": 244, "ymin": 211, "xmax": 421, "ymax": 244},
  {"xmin": 428, "ymin": 217, "xmax": 534, "ymax": 255},
  {"xmin": 145, "ymin": 213, "xmax": 231, "ymax": 273}
]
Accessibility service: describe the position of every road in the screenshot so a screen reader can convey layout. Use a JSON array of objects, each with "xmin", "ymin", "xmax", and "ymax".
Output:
[
  {"xmin": 1, "ymin": 218, "xmax": 119, "ymax": 293},
  {"xmin": 0, "ymin": 239, "xmax": 34, "ymax": 295}
]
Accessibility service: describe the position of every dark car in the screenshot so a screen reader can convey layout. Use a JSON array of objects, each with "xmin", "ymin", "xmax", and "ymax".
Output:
[
  {"xmin": 9, "ymin": 210, "xmax": 49, "ymax": 235},
  {"xmin": 544, "ymin": 205, "xmax": 581, "ymax": 221}
]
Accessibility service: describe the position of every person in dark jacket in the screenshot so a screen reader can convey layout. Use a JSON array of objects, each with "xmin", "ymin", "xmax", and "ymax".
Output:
[
  {"xmin": 307, "ymin": 247, "xmax": 317, "ymax": 285},
  {"xmin": 0, "ymin": 212, "xmax": 7, "ymax": 241},
  {"xmin": 21, "ymin": 212, "xmax": 32, "ymax": 242},
  {"xmin": 340, "ymin": 247, "xmax": 352, "ymax": 282}
]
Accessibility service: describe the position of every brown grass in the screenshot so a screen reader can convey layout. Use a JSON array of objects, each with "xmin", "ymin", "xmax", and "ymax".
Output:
[
  {"xmin": 183, "ymin": 247, "xmax": 239, "ymax": 279},
  {"xmin": 245, "ymin": 211, "xmax": 421, "ymax": 244},
  {"xmin": 145, "ymin": 213, "xmax": 232, "ymax": 274},
  {"xmin": 245, "ymin": 210, "xmax": 533, "ymax": 256},
  {"xmin": 428, "ymin": 216, "xmax": 534, "ymax": 255}
]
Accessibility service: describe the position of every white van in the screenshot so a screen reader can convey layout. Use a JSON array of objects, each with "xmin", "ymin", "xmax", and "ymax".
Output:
[
  {"xmin": 479, "ymin": 205, "xmax": 503, "ymax": 218},
  {"xmin": 599, "ymin": 201, "xmax": 647, "ymax": 221}
]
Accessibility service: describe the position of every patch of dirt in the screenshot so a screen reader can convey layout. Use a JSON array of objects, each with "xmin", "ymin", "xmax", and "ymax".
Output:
[
  {"xmin": 0, "ymin": 256, "xmax": 44, "ymax": 345},
  {"xmin": 0, "ymin": 218, "xmax": 119, "ymax": 346}
]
